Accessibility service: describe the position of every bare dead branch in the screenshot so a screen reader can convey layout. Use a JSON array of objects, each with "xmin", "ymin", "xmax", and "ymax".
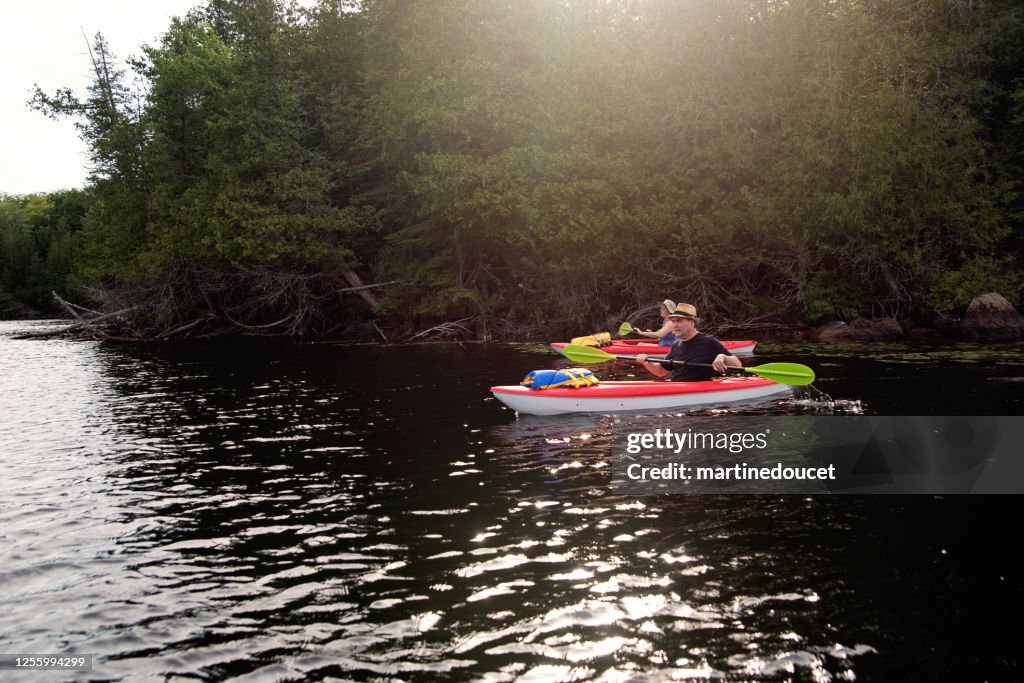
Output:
[
  {"xmin": 337, "ymin": 279, "xmax": 406, "ymax": 294},
  {"xmin": 408, "ymin": 317, "xmax": 474, "ymax": 341}
]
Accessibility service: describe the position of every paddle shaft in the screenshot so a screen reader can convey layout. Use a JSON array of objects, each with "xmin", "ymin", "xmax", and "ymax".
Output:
[
  {"xmin": 615, "ymin": 354, "xmax": 729, "ymax": 371},
  {"xmin": 560, "ymin": 344, "xmax": 816, "ymax": 385}
]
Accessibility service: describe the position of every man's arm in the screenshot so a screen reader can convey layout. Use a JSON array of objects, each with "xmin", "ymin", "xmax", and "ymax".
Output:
[{"xmin": 636, "ymin": 353, "xmax": 670, "ymax": 377}]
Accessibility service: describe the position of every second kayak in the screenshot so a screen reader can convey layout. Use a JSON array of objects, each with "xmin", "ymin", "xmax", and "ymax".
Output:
[{"xmin": 550, "ymin": 339, "xmax": 757, "ymax": 358}]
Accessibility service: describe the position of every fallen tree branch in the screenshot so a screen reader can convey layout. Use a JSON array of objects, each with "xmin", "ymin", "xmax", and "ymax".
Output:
[
  {"xmin": 341, "ymin": 270, "xmax": 380, "ymax": 309},
  {"xmin": 153, "ymin": 317, "xmax": 209, "ymax": 340},
  {"xmin": 13, "ymin": 296, "xmax": 139, "ymax": 340},
  {"xmin": 59, "ymin": 299, "xmax": 105, "ymax": 317},
  {"xmin": 337, "ymin": 279, "xmax": 406, "ymax": 294},
  {"xmin": 220, "ymin": 309, "xmax": 297, "ymax": 331},
  {"xmin": 13, "ymin": 323, "xmax": 90, "ymax": 340},
  {"xmin": 408, "ymin": 317, "xmax": 474, "ymax": 341}
]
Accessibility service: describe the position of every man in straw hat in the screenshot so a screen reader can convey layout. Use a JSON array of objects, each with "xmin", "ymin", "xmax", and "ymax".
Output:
[{"xmin": 636, "ymin": 303, "xmax": 742, "ymax": 382}]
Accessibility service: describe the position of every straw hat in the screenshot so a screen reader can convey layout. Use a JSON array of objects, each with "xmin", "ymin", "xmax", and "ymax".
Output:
[{"xmin": 667, "ymin": 303, "xmax": 698, "ymax": 320}]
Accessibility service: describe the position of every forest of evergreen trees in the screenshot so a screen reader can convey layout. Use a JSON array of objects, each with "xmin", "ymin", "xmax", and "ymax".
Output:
[{"xmin": 4, "ymin": 0, "xmax": 1022, "ymax": 338}]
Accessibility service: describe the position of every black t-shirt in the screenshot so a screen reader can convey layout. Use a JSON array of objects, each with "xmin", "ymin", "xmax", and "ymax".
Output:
[{"xmin": 659, "ymin": 332, "xmax": 732, "ymax": 382}]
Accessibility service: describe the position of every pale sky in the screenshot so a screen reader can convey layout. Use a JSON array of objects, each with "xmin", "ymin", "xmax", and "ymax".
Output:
[{"xmin": 1, "ymin": 1, "xmax": 202, "ymax": 195}]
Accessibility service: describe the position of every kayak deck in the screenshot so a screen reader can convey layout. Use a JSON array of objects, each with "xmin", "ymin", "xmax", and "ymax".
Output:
[{"xmin": 491, "ymin": 376, "xmax": 789, "ymax": 415}]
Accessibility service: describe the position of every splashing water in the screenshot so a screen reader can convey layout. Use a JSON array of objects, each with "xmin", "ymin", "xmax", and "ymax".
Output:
[{"xmin": 788, "ymin": 384, "xmax": 867, "ymax": 415}]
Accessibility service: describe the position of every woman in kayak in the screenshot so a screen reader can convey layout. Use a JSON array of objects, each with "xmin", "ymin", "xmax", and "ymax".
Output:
[
  {"xmin": 636, "ymin": 303, "xmax": 742, "ymax": 382},
  {"xmin": 636, "ymin": 299, "xmax": 679, "ymax": 346}
]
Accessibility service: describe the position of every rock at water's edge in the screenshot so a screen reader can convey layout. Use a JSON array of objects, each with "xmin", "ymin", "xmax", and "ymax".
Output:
[
  {"xmin": 962, "ymin": 293, "xmax": 1024, "ymax": 340},
  {"xmin": 813, "ymin": 318, "xmax": 905, "ymax": 342}
]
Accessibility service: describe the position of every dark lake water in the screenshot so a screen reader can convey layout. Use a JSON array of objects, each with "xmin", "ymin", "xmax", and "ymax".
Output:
[{"xmin": 1, "ymin": 320, "xmax": 1023, "ymax": 681}]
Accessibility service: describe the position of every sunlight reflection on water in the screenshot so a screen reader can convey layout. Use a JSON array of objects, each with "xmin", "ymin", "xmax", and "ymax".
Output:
[{"xmin": 1, "ymin": 322, "xmax": 1021, "ymax": 680}]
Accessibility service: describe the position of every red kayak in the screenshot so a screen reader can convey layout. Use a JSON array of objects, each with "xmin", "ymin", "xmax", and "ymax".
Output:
[
  {"xmin": 492, "ymin": 376, "xmax": 786, "ymax": 415},
  {"xmin": 550, "ymin": 339, "xmax": 757, "ymax": 358}
]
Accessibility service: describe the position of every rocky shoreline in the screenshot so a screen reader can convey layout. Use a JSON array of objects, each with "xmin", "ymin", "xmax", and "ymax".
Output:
[
  {"xmin": 804, "ymin": 293, "xmax": 1024, "ymax": 343},
  {"xmin": 9, "ymin": 292, "xmax": 1023, "ymax": 345}
]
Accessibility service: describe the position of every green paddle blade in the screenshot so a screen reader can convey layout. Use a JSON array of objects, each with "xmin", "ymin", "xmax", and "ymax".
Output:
[
  {"xmin": 563, "ymin": 344, "xmax": 619, "ymax": 364},
  {"xmin": 617, "ymin": 321, "xmax": 634, "ymax": 337},
  {"xmin": 742, "ymin": 362, "xmax": 816, "ymax": 386}
]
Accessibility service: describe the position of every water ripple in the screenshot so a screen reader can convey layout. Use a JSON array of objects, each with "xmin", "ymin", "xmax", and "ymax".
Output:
[{"xmin": 2, "ymin": 324, "xmax": 1017, "ymax": 680}]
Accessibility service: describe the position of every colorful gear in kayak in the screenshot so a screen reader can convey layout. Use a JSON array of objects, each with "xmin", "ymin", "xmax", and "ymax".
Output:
[
  {"xmin": 569, "ymin": 332, "xmax": 612, "ymax": 347},
  {"xmin": 520, "ymin": 368, "xmax": 600, "ymax": 390}
]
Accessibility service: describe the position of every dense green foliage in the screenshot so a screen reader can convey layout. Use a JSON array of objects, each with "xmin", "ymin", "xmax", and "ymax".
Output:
[
  {"xmin": 0, "ymin": 190, "xmax": 88, "ymax": 315},
  {"xmin": 12, "ymin": 0, "xmax": 1024, "ymax": 334}
]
